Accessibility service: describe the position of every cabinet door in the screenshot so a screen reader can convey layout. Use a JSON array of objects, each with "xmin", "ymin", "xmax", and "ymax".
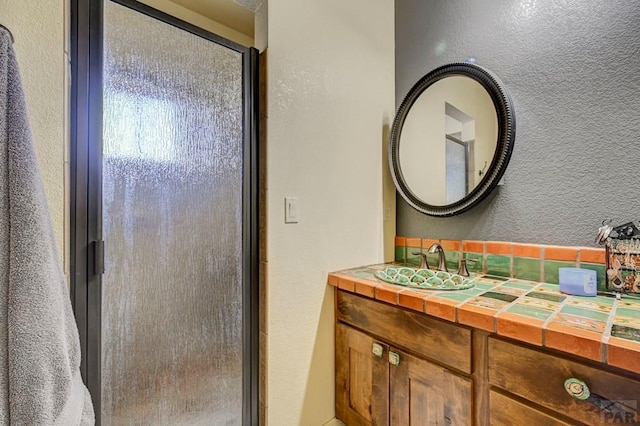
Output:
[
  {"xmin": 336, "ymin": 324, "xmax": 390, "ymax": 425},
  {"xmin": 390, "ymin": 349, "xmax": 472, "ymax": 426}
]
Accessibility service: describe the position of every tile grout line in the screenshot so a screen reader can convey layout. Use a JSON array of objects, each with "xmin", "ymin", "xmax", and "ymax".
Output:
[
  {"xmin": 540, "ymin": 290, "xmax": 574, "ymax": 347},
  {"xmin": 540, "ymin": 246, "xmax": 546, "ymax": 284},
  {"xmin": 492, "ymin": 295, "xmax": 520, "ymax": 332},
  {"xmin": 482, "ymin": 241, "xmax": 487, "ymax": 274},
  {"xmin": 576, "ymin": 247, "xmax": 581, "ymax": 268},
  {"xmin": 510, "ymin": 243, "xmax": 514, "ymax": 279},
  {"xmin": 453, "ymin": 298, "xmax": 473, "ymax": 325},
  {"xmin": 490, "ymin": 280, "xmax": 544, "ymax": 331},
  {"xmin": 601, "ymin": 296, "xmax": 619, "ymax": 363},
  {"xmin": 399, "ymin": 287, "xmax": 445, "ymax": 311},
  {"xmin": 428, "ymin": 275, "xmax": 493, "ymax": 324},
  {"xmin": 428, "ymin": 290, "xmax": 473, "ymax": 323},
  {"xmin": 455, "ymin": 277, "xmax": 521, "ymax": 331}
]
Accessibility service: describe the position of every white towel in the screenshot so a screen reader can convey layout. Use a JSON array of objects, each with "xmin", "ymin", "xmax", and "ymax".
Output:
[{"xmin": 0, "ymin": 27, "xmax": 95, "ymax": 425}]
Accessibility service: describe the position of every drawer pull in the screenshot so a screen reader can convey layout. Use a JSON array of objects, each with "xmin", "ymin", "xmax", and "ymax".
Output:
[
  {"xmin": 389, "ymin": 351, "xmax": 400, "ymax": 366},
  {"xmin": 372, "ymin": 343, "xmax": 384, "ymax": 358},
  {"xmin": 564, "ymin": 378, "xmax": 590, "ymax": 400},
  {"xmin": 564, "ymin": 377, "xmax": 636, "ymax": 420}
]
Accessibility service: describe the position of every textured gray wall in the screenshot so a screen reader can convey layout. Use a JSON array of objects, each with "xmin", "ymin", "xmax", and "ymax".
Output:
[{"xmin": 396, "ymin": 0, "xmax": 640, "ymax": 247}]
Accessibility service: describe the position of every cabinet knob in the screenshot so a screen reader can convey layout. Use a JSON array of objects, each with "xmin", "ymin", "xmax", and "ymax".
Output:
[
  {"xmin": 564, "ymin": 378, "xmax": 590, "ymax": 400},
  {"xmin": 564, "ymin": 377, "xmax": 635, "ymax": 419},
  {"xmin": 372, "ymin": 343, "xmax": 384, "ymax": 358},
  {"xmin": 388, "ymin": 351, "xmax": 400, "ymax": 366}
]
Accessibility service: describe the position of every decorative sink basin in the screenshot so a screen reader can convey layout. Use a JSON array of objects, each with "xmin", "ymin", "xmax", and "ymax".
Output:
[{"xmin": 374, "ymin": 267, "xmax": 474, "ymax": 290}]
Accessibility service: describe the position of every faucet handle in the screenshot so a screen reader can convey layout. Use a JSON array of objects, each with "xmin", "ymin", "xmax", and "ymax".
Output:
[
  {"xmin": 457, "ymin": 258, "xmax": 478, "ymax": 277},
  {"xmin": 411, "ymin": 252, "xmax": 429, "ymax": 269}
]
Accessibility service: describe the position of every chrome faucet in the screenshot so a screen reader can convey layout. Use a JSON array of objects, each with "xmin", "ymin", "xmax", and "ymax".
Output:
[
  {"xmin": 457, "ymin": 258, "xmax": 478, "ymax": 277},
  {"xmin": 411, "ymin": 252, "xmax": 429, "ymax": 269},
  {"xmin": 428, "ymin": 243, "xmax": 448, "ymax": 272}
]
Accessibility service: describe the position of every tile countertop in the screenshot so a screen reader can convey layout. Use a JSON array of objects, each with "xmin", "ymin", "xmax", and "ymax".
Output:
[{"xmin": 328, "ymin": 263, "xmax": 640, "ymax": 375}]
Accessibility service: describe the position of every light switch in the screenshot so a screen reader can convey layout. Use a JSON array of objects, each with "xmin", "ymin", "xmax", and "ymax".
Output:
[{"xmin": 285, "ymin": 197, "xmax": 299, "ymax": 223}]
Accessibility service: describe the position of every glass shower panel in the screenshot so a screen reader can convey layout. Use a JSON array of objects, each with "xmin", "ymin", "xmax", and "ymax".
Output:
[
  {"xmin": 102, "ymin": 2, "xmax": 243, "ymax": 424},
  {"xmin": 445, "ymin": 138, "xmax": 467, "ymax": 204}
]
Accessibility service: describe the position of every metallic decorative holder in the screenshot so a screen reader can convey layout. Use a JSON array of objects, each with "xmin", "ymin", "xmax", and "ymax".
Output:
[{"xmin": 597, "ymin": 221, "xmax": 640, "ymax": 294}]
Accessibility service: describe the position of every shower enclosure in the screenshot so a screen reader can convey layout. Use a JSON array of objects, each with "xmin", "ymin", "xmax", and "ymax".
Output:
[{"xmin": 70, "ymin": 0, "xmax": 259, "ymax": 424}]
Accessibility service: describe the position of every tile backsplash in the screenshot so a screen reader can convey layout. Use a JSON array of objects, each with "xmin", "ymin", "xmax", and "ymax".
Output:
[{"xmin": 395, "ymin": 236, "xmax": 608, "ymax": 292}]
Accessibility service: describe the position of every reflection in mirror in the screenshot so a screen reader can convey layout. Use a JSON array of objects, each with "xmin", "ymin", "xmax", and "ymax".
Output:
[
  {"xmin": 399, "ymin": 76, "xmax": 498, "ymax": 206},
  {"xmin": 389, "ymin": 62, "xmax": 515, "ymax": 217}
]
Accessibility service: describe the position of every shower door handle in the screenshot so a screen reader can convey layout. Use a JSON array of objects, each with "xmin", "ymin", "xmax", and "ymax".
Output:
[{"xmin": 93, "ymin": 240, "xmax": 105, "ymax": 275}]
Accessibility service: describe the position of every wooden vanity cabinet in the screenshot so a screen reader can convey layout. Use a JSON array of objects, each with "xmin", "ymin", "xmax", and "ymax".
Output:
[
  {"xmin": 336, "ymin": 291, "xmax": 473, "ymax": 425},
  {"xmin": 335, "ymin": 290, "xmax": 640, "ymax": 426},
  {"xmin": 336, "ymin": 324, "xmax": 472, "ymax": 425}
]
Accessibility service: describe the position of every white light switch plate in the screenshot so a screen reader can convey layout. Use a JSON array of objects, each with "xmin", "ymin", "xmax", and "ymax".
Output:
[{"xmin": 285, "ymin": 197, "xmax": 299, "ymax": 223}]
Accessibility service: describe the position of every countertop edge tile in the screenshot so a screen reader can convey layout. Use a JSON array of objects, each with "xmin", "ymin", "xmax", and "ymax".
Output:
[
  {"xmin": 544, "ymin": 322, "xmax": 604, "ymax": 362},
  {"xmin": 425, "ymin": 296, "xmax": 458, "ymax": 322},
  {"xmin": 375, "ymin": 284, "xmax": 402, "ymax": 305},
  {"xmin": 398, "ymin": 290, "xmax": 428, "ymax": 312},
  {"xmin": 354, "ymin": 280, "xmax": 376, "ymax": 298},
  {"xmin": 497, "ymin": 312, "xmax": 544, "ymax": 346},
  {"xmin": 607, "ymin": 337, "xmax": 640, "ymax": 375},
  {"xmin": 328, "ymin": 265, "xmax": 640, "ymax": 374},
  {"xmin": 327, "ymin": 274, "xmax": 339, "ymax": 287},
  {"xmin": 337, "ymin": 277, "xmax": 355, "ymax": 293},
  {"xmin": 457, "ymin": 304, "xmax": 496, "ymax": 332}
]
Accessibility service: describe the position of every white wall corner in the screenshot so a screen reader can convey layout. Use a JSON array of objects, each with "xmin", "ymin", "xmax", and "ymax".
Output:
[{"xmin": 254, "ymin": 0, "xmax": 267, "ymax": 52}]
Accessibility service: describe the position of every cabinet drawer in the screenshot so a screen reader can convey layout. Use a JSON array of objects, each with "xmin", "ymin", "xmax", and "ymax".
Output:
[
  {"xmin": 489, "ymin": 390, "xmax": 571, "ymax": 426},
  {"xmin": 337, "ymin": 290, "xmax": 472, "ymax": 373},
  {"xmin": 488, "ymin": 337, "xmax": 640, "ymax": 425}
]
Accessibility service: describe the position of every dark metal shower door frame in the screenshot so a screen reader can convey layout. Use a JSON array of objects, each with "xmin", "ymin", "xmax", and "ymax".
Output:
[{"xmin": 69, "ymin": 0, "xmax": 260, "ymax": 424}]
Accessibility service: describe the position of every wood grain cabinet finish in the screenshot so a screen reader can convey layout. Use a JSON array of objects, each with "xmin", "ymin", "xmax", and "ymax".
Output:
[
  {"xmin": 390, "ymin": 349, "xmax": 472, "ymax": 425},
  {"xmin": 336, "ymin": 324, "xmax": 389, "ymax": 425},
  {"xmin": 488, "ymin": 337, "xmax": 640, "ymax": 425},
  {"xmin": 489, "ymin": 391, "xmax": 572, "ymax": 426},
  {"xmin": 336, "ymin": 291, "xmax": 472, "ymax": 374},
  {"xmin": 335, "ymin": 290, "xmax": 640, "ymax": 425},
  {"xmin": 336, "ymin": 291, "xmax": 473, "ymax": 425},
  {"xmin": 336, "ymin": 323, "xmax": 471, "ymax": 425}
]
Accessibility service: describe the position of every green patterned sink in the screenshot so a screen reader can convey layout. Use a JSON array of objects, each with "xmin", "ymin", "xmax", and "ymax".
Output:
[{"xmin": 374, "ymin": 267, "xmax": 474, "ymax": 290}]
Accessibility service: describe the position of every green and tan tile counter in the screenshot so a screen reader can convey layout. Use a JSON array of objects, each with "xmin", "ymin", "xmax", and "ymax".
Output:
[{"xmin": 328, "ymin": 237, "xmax": 640, "ymax": 376}]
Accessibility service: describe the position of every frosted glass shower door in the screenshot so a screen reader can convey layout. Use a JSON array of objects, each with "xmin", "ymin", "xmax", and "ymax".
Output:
[
  {"xmin": 445, "ymin": 138, "xmax": 468, "ymax": 204},
  {"xmin": 100, "ymin": 1, "xmax": 249, "ymax": 424}
]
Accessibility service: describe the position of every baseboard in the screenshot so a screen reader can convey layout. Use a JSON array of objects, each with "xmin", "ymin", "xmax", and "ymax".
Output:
[{"xmin": 322, "ymin": 418, "xmax": 345, "ymax": 426}]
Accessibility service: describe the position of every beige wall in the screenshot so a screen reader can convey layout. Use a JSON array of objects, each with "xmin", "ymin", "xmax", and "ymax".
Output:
[
  {"xmin": 0, "ymin": 0, "xmax": 68, "ymax": 266},
  {"xmin": 266, "ymin": 0, "xmax": 395, "ymax": 423}
]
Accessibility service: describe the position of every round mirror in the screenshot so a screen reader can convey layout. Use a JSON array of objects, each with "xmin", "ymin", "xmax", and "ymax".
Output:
[{"xmin": 389, "ymin": 63, "xmax": 515, "ymax": 217}]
